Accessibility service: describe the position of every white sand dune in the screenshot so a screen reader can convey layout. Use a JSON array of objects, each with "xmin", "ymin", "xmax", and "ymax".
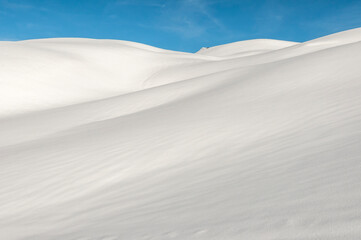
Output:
[
  {"xmin": 0, "ymin": 28, "xmax": 361, "ymax": 240},
  {"xmin": 196, "ymin": 39, "xmax": 298, "ymax": 57}
]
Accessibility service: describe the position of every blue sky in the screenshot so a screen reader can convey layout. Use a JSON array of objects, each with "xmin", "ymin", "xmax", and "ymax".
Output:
[{"xmin": 0, "ymin": 0, "xmax": 360, "ymax": 52}]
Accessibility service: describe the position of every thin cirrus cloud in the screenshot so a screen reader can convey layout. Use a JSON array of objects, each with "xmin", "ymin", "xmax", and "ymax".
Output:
[
  {"xmin": 1, "ymin": 0, "xmax": 33, "ymax": 10},
  {"xmin": 0, "ymin": 0, "xmax": 48, "ymax": 11},
  {"xmin": 156, "ymin": 1, "xmax": 216, "ymax": 38},
  {"xmin": 109, "ymin": 0, "xmax": 227, "ymax": 38}
]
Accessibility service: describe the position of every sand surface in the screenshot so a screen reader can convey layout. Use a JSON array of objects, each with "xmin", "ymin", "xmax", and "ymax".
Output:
[{"xmin": 1, "ymin": 28, "xmax": 361, "ymax": 240}]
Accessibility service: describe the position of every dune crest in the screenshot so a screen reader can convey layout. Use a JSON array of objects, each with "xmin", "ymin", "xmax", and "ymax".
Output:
[{"xmin": 1, "ymin": 28, "xmax": 361, "ymax": 240}]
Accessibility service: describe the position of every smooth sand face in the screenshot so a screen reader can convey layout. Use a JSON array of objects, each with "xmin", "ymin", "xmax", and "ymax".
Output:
[{"xmin": 0, "ymin": 28, "xmax": 361, "ymax": 240}]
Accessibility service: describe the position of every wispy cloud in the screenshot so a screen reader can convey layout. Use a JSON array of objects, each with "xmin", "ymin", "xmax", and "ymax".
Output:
[
  {"xmin": 1, "ymin": 0, "xmax": 32, "ymax": 9},
  {"xmin": 0, "ymin": 0, "xmax": 48, "ymax": 11},
  {"xmin": 157, "ymin": 18, "xmax": 207, "ymax": 38},
  {"xmin": 105, "ymin": 0, "xmax": 228, "ymax": 39},
  {"xmin": 183, "ymin": 0, "xmax": 223, "ymax": 28},
  {"xmin": 153, "ymin": 0, "xmax": 228, "ymax": 38}
]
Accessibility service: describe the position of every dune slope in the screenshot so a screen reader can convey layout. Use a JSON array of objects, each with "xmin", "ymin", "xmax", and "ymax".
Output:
[{"xmin": 0, "ymin": 28, "xmax": 361, "ymax": 240}]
